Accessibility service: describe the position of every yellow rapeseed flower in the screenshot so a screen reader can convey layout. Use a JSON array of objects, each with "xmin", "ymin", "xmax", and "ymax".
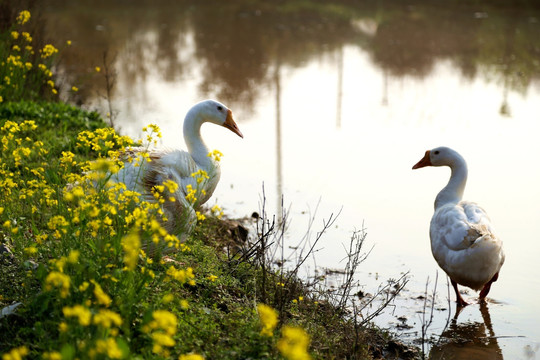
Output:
[
  {"xmin": 67, "ymin": 250, "xmax": 80, "ymax": 264},
  {"xmin": 91, "ymin": 280, "xmax": 112, "ymax": 307},
  {"xmin": 191, "ymin": 169, "xmax": 209, "ymax": 184},
  {"xmin": 58, "ymin": 322, "xmax": 68, "ymax": 333},
  {"xmin": 195, "ymin": 211, "xmax": 206, "ymax": 221},
  {"xmin": 277, "ymin": 326, "xmax": 312, "ymax": 360},
  {"xmin": 44, "ymin": 271, "xmax": 70, "ymax": 298},
  {"xmin": 121, "ymin": 232, "xmax": 141, "ymax": 271},
  {"xmin": 40, "ymin": 44, "xmax": 59, "ymax": 58},
  {"xmin": 257, "ymin": 304, "xmax": 278, "ymax": 337},
  {"xmin": 179, "ymin": 354, "xmax": 204, "ymax": 360},
  {"xmin": 24, "ymin": 246, "xmax": 38, "ymax": 255},
  {"xmin": 148, "ymin": 310, "xmax": 178, "ymax": 335},
  {"xmin": 211, "ymin": 204, "xmax": 224, "ymax": 219},
  {"xmin": 95, "ymin": 338, "xmax": 123, "ymax": 359},
  {"xmin": 63, "ymin": 305, "xmax": 91, "ymax": 326},
  {"xmin": 42, "ymin": 352, "xmax": 62, "ymax": 360},
  {"xmin": 185, "ymin": 184, "xmax": 197, "ymax": 204},
  {"xmin": 16, "ymin": 10, "xmax": 31, "ymax": 25},
  {"xmin": 93, "ymin": 309, "xmax": 123, "ymax": 328},
  {"xmin": 166, "ymin": 266, "xmax": 195, "ymax": 285},
  {"xmin": 207, "ymin": 149, "xmax": 223, "ymax": 162},
  {"xmin": 22, "ymin": 32, "xmax": 32, "ymax": 42},
  {"xmin": 2, "ymin": 346, "xmax": 29, "ymax": 360}
]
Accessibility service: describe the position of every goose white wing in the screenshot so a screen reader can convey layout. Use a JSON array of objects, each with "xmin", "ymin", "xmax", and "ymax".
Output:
[
  {"xmin": 430, "ymin": 201, "xmax": 493, "ymax": 251},
  {"xmin": 430, "ymin": 201, "xmax": 504, "ymax": 290}
]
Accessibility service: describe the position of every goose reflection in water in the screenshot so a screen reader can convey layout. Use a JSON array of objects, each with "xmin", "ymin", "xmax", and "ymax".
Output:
[{"xmin": 429, "ymin": 302, "xmax": 503, "ymax": 360}]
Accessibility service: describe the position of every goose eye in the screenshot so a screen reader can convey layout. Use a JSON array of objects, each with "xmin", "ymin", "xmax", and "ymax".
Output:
[
  {"xmin": 217, "ymin": 106, "xmax": 223, "ymax": 111},
  {"xmin": 434, "ymin": 151, "xmax": 440, "ymax": 155}
]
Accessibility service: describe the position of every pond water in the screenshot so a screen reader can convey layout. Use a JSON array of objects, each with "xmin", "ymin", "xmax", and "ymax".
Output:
[{"xmin": 42, "ymin": 0, "xmax": 540, "ymax": 357}]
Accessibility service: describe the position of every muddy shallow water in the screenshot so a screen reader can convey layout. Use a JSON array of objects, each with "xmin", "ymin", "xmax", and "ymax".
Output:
[{"xmin": 42, "ymin": 0, "xmax": 540, "ymax": 357}]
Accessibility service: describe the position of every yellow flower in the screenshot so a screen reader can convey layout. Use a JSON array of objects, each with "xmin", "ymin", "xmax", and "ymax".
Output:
[
  {"xmin": 79, "ymin": 281, "xmax": 89, "ymax": 291},
  {"xmin": 179, "ymin": 354, "xmax": 205, "ymax": 360},
  {"xmin": 2, "ymin": 346, "xmax": 29, "ymax": 360},
  {"xmin": 93, "ymin": 309, "xmax": 123, "ymax": 328},
  {"xmin": 66, "ymin": 40, "xmax": 72, "ymax": 46},
  {"xmin": 91, "ymin": 280, "xmax": 112, "ymax": 307},
  {"xmin": 11, "ymin": 31, "xmax": 19, "ymax": 39},
  {"xmin": 191, "ymin": 169, "xmax": 209, "ymax": 184},
  {"xmin": 95, "ymin": 66, "xmax": 101, "ymax": 72},
  {"xmin": 207, "ymin": 274, "xmax": 218, "ymax": 282},
  {"xmin": 43, "ymin": 352, "xmax": 62, "ymax": 360},
  {"xmin": 148, "ymin": 310, "xmax": 178, "ymax": 335},
  {"xmin": 257, "ymin": 304, "xmax": 278, "ymax": 336},
  {"xmin": 24, "ymin": 246, "xmax": 38, "ymax": 255},
  {"xmin": 16, "ymin": 10, "xmax": 31, "ymax": 25},
  {"xmin": 166, "ymin": 266, "xmax": 195, "ymax": 285},
  {"xmin": 67, "ymin": 250, "xmax": 80, "ymax": 263},
  {"xmin": 22, "ymin": 32, "xmax": 32, "ymax": 42},
  {"xmin": 40, "ymin": 44, "xmax": 58, "ymax": 58},
  {"xmin": 185, "ymin": 184, "xmax": 197, "ymax": 204},
  {"xmin": 71, "ymin": 86, "xmax": 78, "ymax": 92},
  {"xmin": 95, "ymin": 338, "xmax": 123, "ymax": 359},
  {"xmin": 196, "ymin": 211, "xmax": 206, "ymax": 221},
  {"xmin": 211, "ymin": 204, "xmax": 224, "ymax": 219},
  {"xmin": 58, "ymin": 321, "xmax": 68, "ymax": 333},
  {"xmin": 121, "ymin": 232, "xmax": 140, "ymax": 270},
  {"xmin": 44, "ymin": 271, "xmax": 70, "ymax": 298},
  {"xmin": 163, "ymin": 179, "xmax": 179, "ymax": 193},
  {"xmin": 207, "ymin": 149, "xmax": 223, "ymax": 162},
  {"xmin": 277, "ymin": 326, "xmax": 312, "ymax": 360},
  {"xmin": 63, "ymin": 305, "xmax": 91, "ymax": 326}
]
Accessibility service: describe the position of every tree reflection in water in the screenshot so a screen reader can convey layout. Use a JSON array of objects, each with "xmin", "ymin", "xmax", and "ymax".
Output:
[{"xmin": 38, "ymin": 0, "xmax": 540, "ymax": 112}]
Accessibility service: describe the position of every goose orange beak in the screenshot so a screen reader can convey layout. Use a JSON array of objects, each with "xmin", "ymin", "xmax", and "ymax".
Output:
[
  {"xmin": 223, "ymin": 109, "xmax": 243, "ymax": 138},
  {"xmin": 412, "ymin": 150, "xmax": 432, "ymax": 169}
]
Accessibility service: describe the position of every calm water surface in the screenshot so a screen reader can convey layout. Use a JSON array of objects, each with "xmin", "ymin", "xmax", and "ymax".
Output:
[{"xmin": 43, "ymin": 1, "xmax": 540, "ymax": 357}]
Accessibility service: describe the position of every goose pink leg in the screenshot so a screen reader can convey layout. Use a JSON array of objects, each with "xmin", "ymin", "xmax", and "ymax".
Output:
[
  {"xmin": 451, "ymin": 279, "xmax": 469, "ymax": 307},
  {"xmin": 479, "ymin": 272, "xmax": 499, "ymax": 301}
]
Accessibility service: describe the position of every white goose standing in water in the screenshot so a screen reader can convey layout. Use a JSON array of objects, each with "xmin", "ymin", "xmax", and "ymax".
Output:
[
  {"xmin": 412, "ymin": 147, "xmax": 505, "ymax": 306},
  {"xmin": 113, "ymin": 99, "xmax": 243, "ymax": 234}
]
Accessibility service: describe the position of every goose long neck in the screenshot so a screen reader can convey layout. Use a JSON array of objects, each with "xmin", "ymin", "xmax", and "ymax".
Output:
[
  {"xmin": 183, "ymin": 112, "xmax": 212, "ymax": 169},
  {"xmin": 434, "ymin": 156, "xmax": 468, "ymax": 210}
]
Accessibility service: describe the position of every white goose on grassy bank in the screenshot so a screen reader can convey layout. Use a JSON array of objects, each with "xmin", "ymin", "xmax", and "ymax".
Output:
[{"xmin": 113, "ymin": 99, "xmax": 243, "ymax": 234}]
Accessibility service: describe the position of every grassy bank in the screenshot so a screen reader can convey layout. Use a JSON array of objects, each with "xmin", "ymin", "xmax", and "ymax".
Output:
[
  {"xmin": 0, "ymin": 7, "xmax": 419, "ymax": 360},
  {"xmin": 0, "ymin": 101, "xmax": 418, "ymax": 359}
]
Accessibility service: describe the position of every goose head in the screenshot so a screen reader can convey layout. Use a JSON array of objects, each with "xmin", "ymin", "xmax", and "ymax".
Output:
[
  {"xmin": 412, "ymin": 146, "xmax": 461, "ymax": 169},
  {"xmin": 188, "ymin": 99, "xmax": 243, "ymax": 138}
]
